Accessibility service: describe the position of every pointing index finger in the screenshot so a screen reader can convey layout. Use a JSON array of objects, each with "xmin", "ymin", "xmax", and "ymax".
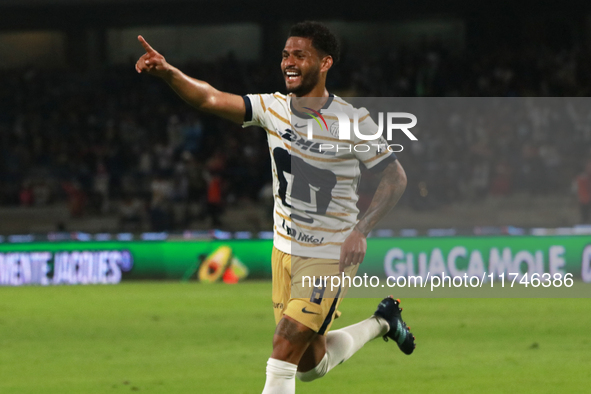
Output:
[{"xmin": 138, "ymin": 35, "xmax": 155, "ymax": 53}]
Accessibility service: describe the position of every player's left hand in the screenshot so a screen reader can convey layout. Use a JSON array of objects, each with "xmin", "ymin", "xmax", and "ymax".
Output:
[{"xmin": 339, "ymin": 228, "xmax": 367, "ymax": 274}]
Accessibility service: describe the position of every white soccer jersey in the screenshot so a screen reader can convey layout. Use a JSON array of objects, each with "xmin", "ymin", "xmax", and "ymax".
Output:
[{"xmin": 243, "ymin": 92, "xmax": 396, "ymax": 259}]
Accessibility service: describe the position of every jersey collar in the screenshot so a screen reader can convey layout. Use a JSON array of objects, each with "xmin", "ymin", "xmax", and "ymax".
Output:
[{"xmin": 289, "ymin": 93, "xmax": 334, "ymax": 119}]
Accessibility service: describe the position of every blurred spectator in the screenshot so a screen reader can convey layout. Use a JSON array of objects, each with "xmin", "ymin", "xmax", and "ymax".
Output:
[
  {"xmin": 0, "ymin": 42, "xmax": 590, "ymax": 225},
  {"xmin": 19, "ymin": 181, "xmax": 33, "ymax": 206},
  {"xmin": 177, "ymin": 151, "xmax": 206, "ymax": 226},
  {"xmin": 149, "ymin": 173, "xmax": 173, "ymax": 231},
  {"xmin": 61, "ymin": 180, "xmax": 87, "ymax": 217},
  {"xmin": 574, "ymin": 161, "xmax": 591, "ymax": 223},
  {"xmin": 32, "ymin": 181, "xmax": 51, "ymax": 206},
  {"xmin": 489, "ymin": 160, "xmax": 513, "ymax": 196},
  {"xmin": 204, "ymin": 150, "xmax": 226, "ymax": 227},
  {"xmin": 181, "ymin": 114, "xmax": 204, "ymax": 154},
  {"xmin": 92, "ymin": 162, "xmax": 110, "ymax": 214},
  {"xmin": 258, "ymin": 182, "xmax": 275, "ymax": 221},
  {"xmin": 167, "ymin": 115, "xmax": 183, "ymax": 152},
  {"xmin": 119, "ymin": 195, "xmax": 145, "ymax": 231}
]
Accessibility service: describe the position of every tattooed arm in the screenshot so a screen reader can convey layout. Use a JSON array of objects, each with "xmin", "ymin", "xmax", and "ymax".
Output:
[
  {"xmin": 356, "ymin": 160, "xmax": 407, "ymax": 236},
  {"xmin": 339, "ymin": 160, "xmax": 407, "ymax": 273}
]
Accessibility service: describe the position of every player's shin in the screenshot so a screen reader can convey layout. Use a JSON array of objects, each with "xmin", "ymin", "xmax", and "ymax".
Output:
[{"xmin": 261, "ymin": 358, "xmax": 297, "ymax": 394}]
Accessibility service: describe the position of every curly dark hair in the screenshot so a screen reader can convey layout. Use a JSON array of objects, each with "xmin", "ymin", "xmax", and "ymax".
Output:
[{"xmin": 288, "ymin": 21, "xmax": 340, "ymax": 64}]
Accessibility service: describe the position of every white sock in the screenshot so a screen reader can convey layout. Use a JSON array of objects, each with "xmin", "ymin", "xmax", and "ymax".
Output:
[
  {"xmin": 261, "ymin": 358, "xmax": 298, "ymax": 394},
  {"xmin": 297, "ymin": 316, "xmax": 389, "ymax": 382}
]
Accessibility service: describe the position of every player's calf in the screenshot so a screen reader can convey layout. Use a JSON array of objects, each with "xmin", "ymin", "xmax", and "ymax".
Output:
[
  {"xmin": 262, "ymin": 316, "xmax": 317, "ymax": 394},
  {"xmin": 297, "ymin": 314, "xmax": 391, "ymax": 383}
]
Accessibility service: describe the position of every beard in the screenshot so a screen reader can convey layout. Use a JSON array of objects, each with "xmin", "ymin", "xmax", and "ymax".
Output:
[{"xmin": 285, "ymin": 65, "xmax": 320, "ymax": 96}]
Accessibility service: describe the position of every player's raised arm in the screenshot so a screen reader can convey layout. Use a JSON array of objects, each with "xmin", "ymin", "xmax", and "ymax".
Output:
[{"xmin": 135, "ymin": 35, "xmax": 245, "ymax": 124}]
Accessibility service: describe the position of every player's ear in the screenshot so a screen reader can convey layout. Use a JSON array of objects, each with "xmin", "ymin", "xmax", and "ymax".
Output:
[{"xmin": 320, "ymin": 55, "xmax": 333, "ymax": 73}]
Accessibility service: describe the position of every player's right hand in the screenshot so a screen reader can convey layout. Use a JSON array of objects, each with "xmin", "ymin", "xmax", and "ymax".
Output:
[{"xmin": 135, "ymin": 35, "xmax": 171, "ymax": 78}]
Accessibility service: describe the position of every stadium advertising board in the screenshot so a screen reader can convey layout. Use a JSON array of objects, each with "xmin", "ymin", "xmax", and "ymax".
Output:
[
  {"xmin": 0, "ymin": 249, "xmax": 133, "ymax": 286},
  {"xmin": 0, "ymin": 236, "xmax": 590, "ymax": 291},
  {"xmin": 349, "ymin": 236, "xmax": 591, "ymax": 297}
]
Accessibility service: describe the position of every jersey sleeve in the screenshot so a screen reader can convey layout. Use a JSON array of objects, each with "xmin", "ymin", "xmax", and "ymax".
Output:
[
  {"xmin": 352, "ymin": 108, "xmax": 397, "ymax": 172},
  {"xmin": 242, "ymin": 93, "xmax": 274, "ymax": 128}
]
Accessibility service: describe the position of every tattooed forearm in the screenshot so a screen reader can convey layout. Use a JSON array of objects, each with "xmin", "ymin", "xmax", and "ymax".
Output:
[{"xmin": 355, "ymin": 160, "xmax": 407, "ymax": 236}]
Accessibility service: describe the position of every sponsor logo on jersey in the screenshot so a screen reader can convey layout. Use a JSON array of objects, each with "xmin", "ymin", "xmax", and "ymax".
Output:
[
  {"xmin": 282, "ymin": 219, "xmax": 325, "ymax": 245},
  {"xmin": 277, "ymin": 128, "xmax": 337, "ymax": 156}
]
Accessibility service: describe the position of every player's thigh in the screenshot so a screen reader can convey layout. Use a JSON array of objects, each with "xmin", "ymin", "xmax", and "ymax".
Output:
[
  {"xmin": 271, "ymin": 247, "xmax": 291, "ymax": 325},
  {"xmin": 284, "ymin": 256, "xmax": 357, "ymax": 335}
]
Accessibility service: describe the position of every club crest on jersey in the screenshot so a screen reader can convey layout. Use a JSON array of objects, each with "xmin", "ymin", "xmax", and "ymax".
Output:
[{"xmin": 329, "ymin": 122, "xmax": 340, "ymax": 138}]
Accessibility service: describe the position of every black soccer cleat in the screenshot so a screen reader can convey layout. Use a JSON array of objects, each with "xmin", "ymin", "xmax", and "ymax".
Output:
[{"xmin": 374, "ymin": 296, "xmax": 416, "ymax": 355}]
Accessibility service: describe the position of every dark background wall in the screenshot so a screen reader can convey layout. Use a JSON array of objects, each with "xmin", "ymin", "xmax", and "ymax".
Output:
[{"xmin": 0, "ymin": 0, "xmax": 589, "ymax": 69}]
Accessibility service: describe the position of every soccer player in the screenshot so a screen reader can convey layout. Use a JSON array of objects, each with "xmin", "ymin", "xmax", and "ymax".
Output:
[{"xmin": 136, "ymin": 21, "xmax": 415, "ymax": 394}]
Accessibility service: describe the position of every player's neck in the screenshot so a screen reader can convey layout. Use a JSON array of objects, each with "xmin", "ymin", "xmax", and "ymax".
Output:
[
  {"xmin": 295, "ymin": 84, "xmax": 329, "ymax": 99},
  {"xmin": 292, "ymin": 85, "xmax": 330, "ymax": 112},
  {"xmin": 294, "ymin": 81, "xmax": 329, "ymax": 99}
]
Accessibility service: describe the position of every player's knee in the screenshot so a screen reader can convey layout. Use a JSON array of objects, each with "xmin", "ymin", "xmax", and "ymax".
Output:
[
  {"xmin": 272, "ymin": 335, "xmax": 293, "ymax": 357},
  {"xmin": 272, "ymin": 331, "xmax": 309, "ymax": 362},
  {"xmin": 271, "ymin": 317, "xmax": 316, "ymax": 362},
  {"xmin": 296, "ymin": 355, "xmax": 329, "ymax": 382},
  {"xmin": 296, "ymin": 369, "xmax": 321, "ymax": 382}
]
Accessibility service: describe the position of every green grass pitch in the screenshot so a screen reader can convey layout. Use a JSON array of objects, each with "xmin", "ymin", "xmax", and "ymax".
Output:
[{"xmin": 0, "ymin": 281, "xmax": 590, "ymax": 393}]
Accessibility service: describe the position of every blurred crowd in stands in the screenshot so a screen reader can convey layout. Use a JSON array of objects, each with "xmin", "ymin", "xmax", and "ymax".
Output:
[{"xmin": 1, "ymin": 42, "xmax": 591, "ymax": 230}]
